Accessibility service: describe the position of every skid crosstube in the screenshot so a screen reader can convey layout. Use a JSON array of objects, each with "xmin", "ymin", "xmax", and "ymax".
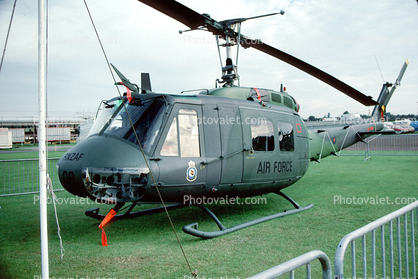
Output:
[
  {"xmin": 182, "ymin": 192, "xmax": 313, "ymax": 239},
  {"xmin": 85, "ymin": 202, "xmax": 186, "ymax": 221},
  {"xmin": 84, "ymin": 192, "xmax": 312, "ymax": 239}
]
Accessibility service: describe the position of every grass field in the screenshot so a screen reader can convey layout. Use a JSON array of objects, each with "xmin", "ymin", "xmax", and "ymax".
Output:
[
  {"xmin": 0, "ymin": 152, "xmax": 417, "ymax": 278},
  {"xmin": 0, "ymin": 144, "xmax": 74, "ymax": 196},
  {"xmin": 0, "ymin": 143, "xmax": 74, "ymax": 160}
]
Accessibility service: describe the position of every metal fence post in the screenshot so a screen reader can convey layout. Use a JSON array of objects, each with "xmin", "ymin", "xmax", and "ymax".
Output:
[
  {"xmin": 0, "ymin": 157, "xmax": 63, "ymax": 196},
  {"xmin": 334, "ymin": 200, "xmax": 418, "ymax": 279},
  {"xmin": 248, "ymin": 250, "xmax": 332, "ymax": 279}
]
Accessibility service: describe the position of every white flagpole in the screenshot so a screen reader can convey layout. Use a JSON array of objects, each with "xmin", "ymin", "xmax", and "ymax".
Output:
[{"xmin": 38, "ymin": 0, "xmax": 49, "ymax": 277}]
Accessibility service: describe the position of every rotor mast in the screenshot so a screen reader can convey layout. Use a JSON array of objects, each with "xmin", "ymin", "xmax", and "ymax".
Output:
[
  {"xmin": 215, "ymin": 22, "xmax": 241, "ymax": 87},
  {"xmin": 179, "ymin": 11, "xmax": 283, "ymax": 88},
  {"xmin": 215, "ymin": 12, "xmax": 283, "ymax": 88}
]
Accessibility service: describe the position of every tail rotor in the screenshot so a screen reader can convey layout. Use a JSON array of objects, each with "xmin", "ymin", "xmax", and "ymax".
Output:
[{"xmin": 371, "ymin": 60, "xmax": 409, "ymax": 120}]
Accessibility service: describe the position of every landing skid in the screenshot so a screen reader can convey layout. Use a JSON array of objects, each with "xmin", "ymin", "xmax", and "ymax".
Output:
[
  {"xmin": 85, "ymin": 202, "xmax": 186, "ymax": 221},
  {"xmin": 182, "ymin": 192, "xmax": 313, "ymax": 239},
  {"xmin": 84, "ymin": 192, "xmax": 312, "ymax": 238}
]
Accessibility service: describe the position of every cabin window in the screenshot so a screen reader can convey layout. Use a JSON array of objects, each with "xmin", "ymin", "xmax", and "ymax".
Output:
[
  {"xmin": 160, "ymin": 109, "xmax": 200, "ymax": 157},
  {"xmin": 277, "ymin": 122, "xmax": 294, "ymax": 151},
  {"xmin": 251, "ymin": 119, "xmax": 274, "ymax": 151},
  {"xmin": 271, "ymin": 93, "xmax": 282, "ymax": 103},
  {"xmin": 283, "ymin": 96, "xmax": 293, "ymax": 109},
  {"xmin": 247, "ymin": 88, "xmax": 269, "ymax": 102}
]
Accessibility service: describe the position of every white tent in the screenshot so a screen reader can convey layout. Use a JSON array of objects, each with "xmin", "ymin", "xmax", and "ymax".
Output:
[{"xmin": 0, "ymin": 128, "xmax": 12, "ymax": 149}]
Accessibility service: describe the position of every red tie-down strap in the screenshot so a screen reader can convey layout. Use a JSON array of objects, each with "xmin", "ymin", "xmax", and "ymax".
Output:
[{"xmin": 98, "ymin": 208, "xmax": 117, "ymax": 246}]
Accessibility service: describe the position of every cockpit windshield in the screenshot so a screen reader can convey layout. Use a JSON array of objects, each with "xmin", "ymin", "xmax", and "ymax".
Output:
[
  {"xmin": 102, "ymin": 99, "xmax": 166, "ymax": 154},
  {"xmin": 87, "ymin": 98, "xmax": 123, "ymax": 138}
]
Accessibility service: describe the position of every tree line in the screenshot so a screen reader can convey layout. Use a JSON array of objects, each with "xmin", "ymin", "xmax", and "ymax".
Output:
[{"xmin": 306, "ymin": 112, "xmax": 417, "ymax": 122}]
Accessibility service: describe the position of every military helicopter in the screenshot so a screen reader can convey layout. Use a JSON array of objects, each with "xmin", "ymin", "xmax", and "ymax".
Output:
[{"xmin": 57, "ymin": 0, "xmax": 408, "ymax": 239}]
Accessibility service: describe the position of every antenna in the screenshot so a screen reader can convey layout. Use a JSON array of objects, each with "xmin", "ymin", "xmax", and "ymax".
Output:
[{"xmin": 374, "ymin": 56, "xmax": 385, "ymax": 83}]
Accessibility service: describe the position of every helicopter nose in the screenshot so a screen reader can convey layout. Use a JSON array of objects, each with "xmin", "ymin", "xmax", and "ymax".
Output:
[{"xmin": 57, "ymin": 135, "xmax": 150, "ymax": 203}]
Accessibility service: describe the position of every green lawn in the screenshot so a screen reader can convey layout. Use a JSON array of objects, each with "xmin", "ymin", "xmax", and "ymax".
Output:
[
  {"xmin": 0, "ymin": 155, "xmax": 417, "ymax": 278},
  {"xmin": 0, "ymin": 143, "xmax": 74, "ymax": 160},
  {"xmin": 0, "ymin": 144, "xmax": 73, "ymax": 196}
]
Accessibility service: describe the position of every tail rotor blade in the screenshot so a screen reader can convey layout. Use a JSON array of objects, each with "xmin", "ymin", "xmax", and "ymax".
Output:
[
  {"xmin": 394, "ymin": 59, "xmax": 409, "ymax": 86},
  {"xmin": 371, "ymin": 60, "xmax": 408, "ymax": 119}
]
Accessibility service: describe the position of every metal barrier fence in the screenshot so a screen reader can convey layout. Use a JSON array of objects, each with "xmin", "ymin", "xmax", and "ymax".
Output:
[
  {"xmin": 334, "ymin": 200, "xmax": 418, "ymax": 279},
  {"xmin": 0, "ymin": 157, "xmax": 63, "ymax": 196},
  {"xmin": 249, "ymin": 201, "xmax": 417, "ymax": 279},
  {"xmin": 248, "ymin": 250, "xmax": 332, "ymax": 279},
  {"xmin": 340, "ymin": 134, "xmax": 418, "ymax": 157}
]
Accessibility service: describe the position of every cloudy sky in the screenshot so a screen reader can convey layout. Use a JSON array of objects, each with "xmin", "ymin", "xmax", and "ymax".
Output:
[{"xmin": 0, "ymin": 0, "xmax": 417, "ymax": 120}]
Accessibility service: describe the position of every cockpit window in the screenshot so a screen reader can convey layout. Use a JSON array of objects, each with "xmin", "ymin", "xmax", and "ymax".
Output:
[
  {"xmin": 160, "ymin": 118, "xmax": 179, "ymax": 156},
  {"xmin": 103, "ymin": 100, "xmax": 166, "ymax": 154},
  {"xmin": 179, "ymin": 109, "xmax": 200, "ymax": 157},
  {"xmin": 160, "ymin": 108, "xmax": 200, "ymax": 157},
  {"xmin": 87, "ymin": 98, "xmax": 122, "ymax": 138}
]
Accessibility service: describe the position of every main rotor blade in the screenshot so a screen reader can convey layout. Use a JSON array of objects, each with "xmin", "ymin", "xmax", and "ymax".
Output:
[
  {"xmin": 137, "ymin": 0, "xmax": 378, "ymax": 106},
  {"xmin": 137, "ymin": 0, "xmax": 208, "ymax": 29},
  {"xmin": 249, "ymin": 41, "xmax": 378, "ymax": 106}
]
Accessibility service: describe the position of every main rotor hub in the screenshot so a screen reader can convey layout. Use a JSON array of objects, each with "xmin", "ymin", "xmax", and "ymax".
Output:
[{"xmin": 178, "ymin": 11, "xmax": 284, "ymax": 88}]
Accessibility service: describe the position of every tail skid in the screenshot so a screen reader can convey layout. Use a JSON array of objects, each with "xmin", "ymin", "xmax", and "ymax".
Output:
[{"xmin": 371, "ymin": 60, "xmax": 409, "ymax": 120}]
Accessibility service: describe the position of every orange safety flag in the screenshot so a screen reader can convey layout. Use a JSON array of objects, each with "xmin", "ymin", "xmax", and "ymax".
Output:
[
  {"xmin": 101, "ymin": 228, "xmax": 108, "ymax": 246},
  {"xmin": 98, "ymin": 209, "xmax": 117, "ymax": 246}
]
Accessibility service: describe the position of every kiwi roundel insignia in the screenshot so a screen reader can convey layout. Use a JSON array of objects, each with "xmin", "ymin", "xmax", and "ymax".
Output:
[{"xmin": 186, "ymin": 160, "xmax": 197, "ymax": 182}]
